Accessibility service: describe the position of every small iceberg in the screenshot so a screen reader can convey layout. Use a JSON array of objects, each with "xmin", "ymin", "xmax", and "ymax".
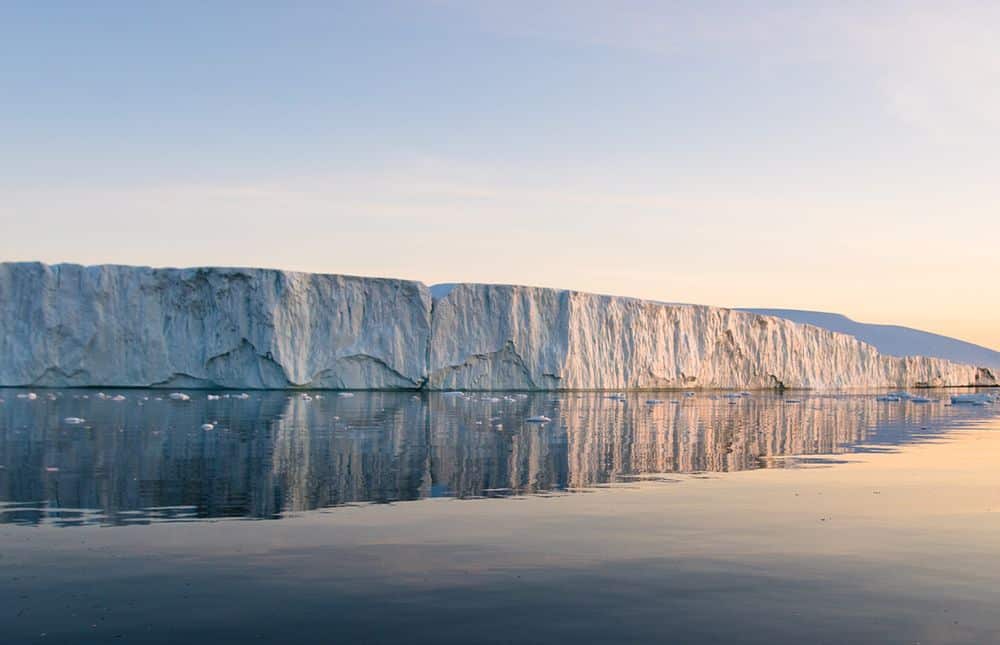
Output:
[
  {"xmin": 64, "ymin": 417, "xmax": 86, "ymax": 425},
  {"xmin": 910, "ymin": 396, "xmax": 933, "ymax": 403},
  {"xmin": 951, "ymin": 394, "xmax": 993, "ymax": 406},
  {"xmin": 201, "ymin": 423, "xmax": 215, "ymax": 431},
  {"xmin": 525, "ymin": 415, "xmax": 552, "ymax": 423},
  {"xmin": 169, "ymin": 392, "xmax": 191, "ymax": 401},
  {"xmin": 338, "ymin": 392, "xmax": 355, "ymax": 398},
  {"xmin": 235, "ymin": 393, "xmax": 250, "ymax": 400},
  {"xmin": 207, "ymin": 394, "xmax": 221, "ymax": 401}
]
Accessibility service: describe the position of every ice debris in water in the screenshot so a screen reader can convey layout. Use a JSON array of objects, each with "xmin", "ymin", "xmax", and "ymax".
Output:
[
  {"xmin": 525, "ymin": 415, "xmax": 552, "ymax": 423},
  {"xmin": 112, "ymin": 394, "xmax": 126, "ymax": 402},
  {"xmin": 169, "ymin": 392, "xmax": 191, "ymax": 401},
  {"xmin": 64, "ymin": 417, "xmax": 86, "ymax": 425},
  {"xmin": 235, "ymin": 393, "xmax": 250, "ymax": 400},
  {"xmin": 338, "ymin": 392, "xmax": 354, "ymax": 398},
  {"xmin": 207, "ymin": 394, "xmax": 221, "ymax": 401},
  {"xmin": 201, "ymin": 423, "xmax": 215, "ymax": 431},
  {"xmin": 951, "ymin": 394, "xmax": 996, "ymax": 406},
  {"xmin": 17, "ymin": 392, "xmax": 38, "ymax": 400}
]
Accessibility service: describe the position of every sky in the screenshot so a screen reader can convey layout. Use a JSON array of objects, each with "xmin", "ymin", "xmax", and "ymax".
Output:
[{"xmin": 1, "ymin": 1, "xmax": 998, "ymax": 349}]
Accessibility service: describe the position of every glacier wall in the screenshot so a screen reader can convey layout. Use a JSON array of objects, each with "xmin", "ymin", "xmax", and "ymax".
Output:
[
  {"xmin": 0, "ymin": 263, "xmax": 431, "ymax": 389},
  {"xmin": 427, "ymin": 284, "xmax": 997, "ymax": 390},
  {"xmin": 0, "ymin": 263, "xmax": 995, "ymax": 390}
]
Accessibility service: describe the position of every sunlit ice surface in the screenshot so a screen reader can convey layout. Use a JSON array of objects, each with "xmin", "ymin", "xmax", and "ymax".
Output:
[{"xmin": 2, "ymin": 388, "xmax": 999, "ymax": 643}]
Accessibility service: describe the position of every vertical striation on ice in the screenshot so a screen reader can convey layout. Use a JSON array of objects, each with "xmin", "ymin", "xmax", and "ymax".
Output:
[
  {"xmin": 0, "ymin": 262, "xmax": 431, "ymax": 389},
  {"xmin": 0, "ymin": 264, "xmax": 994, "ymax": 390},
  {"xmin": 426, "ymin": 283, "xmax": 996, "ymax": 390}
]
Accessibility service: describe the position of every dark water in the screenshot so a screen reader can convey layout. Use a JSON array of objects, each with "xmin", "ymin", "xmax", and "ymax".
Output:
[{"xmin": 2, "ymin": 388, "xmax": 999, "ymax": 644}]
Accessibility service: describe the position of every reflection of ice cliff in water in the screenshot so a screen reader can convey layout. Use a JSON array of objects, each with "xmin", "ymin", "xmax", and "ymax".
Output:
[{"xmin": 0, "ymin": 390, "xmax": 996, "ymax": 525}]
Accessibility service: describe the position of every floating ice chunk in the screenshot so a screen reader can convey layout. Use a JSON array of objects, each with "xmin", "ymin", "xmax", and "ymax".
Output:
[
  {"xmin": 201, "ymin": 423, "xmax": 215, "ymax": 431},
  {"xmin": 951, "ymin": 394, "xmax": 992, "ymax": 406},
  {"xmin": 44, "ymin": 466, "xmax": 60, "ymax": 472},
  {"xmin": 525, "ymin": 415, "xmax": 552, "ymax": 423},
  {"xmin": 169, "ymin": 392, "xmax": 191, "ymax": 401},
  {"xmin": 442, "ymin": 391, "xmax": 464, "ymax": 397},
  {"xmin": 17, "ymin": 392, "xmax": 38, "ymax": 400},
  {"xmin": 300, "ymin": 393, "xmax": 313, "ymax": 401},
  {"xmin": 645, "ymin": 399, "xmax": 664, "ymax": 405},
  {"xmin": 876, "ymin": 395, "xmax": 901, "ymax": 402},
  {"xmin": 235, "ymin": 393, "xmax": 250, "ymax": 400},
  {"xmin": 111, "ymin": 394, "xmax": 126, "ymax": 402},
  {"xmin": 64, "ymin": 417, "xmax": 86, "ymax": 425},
  {"xmin": 910, "ymin": 396, "xmax": 933, "ymax": 403},
  {"xmin": 207, "ymin": 394, "xmax": 221, "ymax": 401},
  {"xmin": 338, "ymin": 392, "xmax": 354, "ymax": 398}
]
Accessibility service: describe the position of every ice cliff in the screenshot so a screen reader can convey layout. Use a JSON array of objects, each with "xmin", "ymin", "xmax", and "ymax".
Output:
[
  {"xmin": 0, "ymin": 263, "xmax": 431, "ymax": 389},
  {"xmin": 427, "ymin": 284, "xmax": 996, "ymax": 390},
  {"xmin": 1, "ymin": 263, "xmax": 995, "ymax": 390}
]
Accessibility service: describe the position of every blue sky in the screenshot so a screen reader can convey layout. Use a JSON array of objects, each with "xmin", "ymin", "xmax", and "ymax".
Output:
[{"xmin": 2, "ymin": 2, "xmax": 998, "ymax": 347}]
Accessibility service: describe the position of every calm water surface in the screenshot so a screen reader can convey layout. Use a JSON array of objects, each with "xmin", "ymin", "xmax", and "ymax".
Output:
[{"xmin": 2, "ymin": 389, "xmax": 999, "ymax": 644}]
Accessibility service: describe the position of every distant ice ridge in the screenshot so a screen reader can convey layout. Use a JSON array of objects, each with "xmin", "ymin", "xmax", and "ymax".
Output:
[
  {"xmin": 0, "ymin": 263, "xmax": 996, "ymax": 390},
  {"xmin": 740, "ymin": 308, "xmax": 1000, "ymax": 370}
]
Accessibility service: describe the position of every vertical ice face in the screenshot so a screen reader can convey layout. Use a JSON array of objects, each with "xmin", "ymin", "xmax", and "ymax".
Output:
[
  {"xmin": 0, "ymin": 264, "xmax": 994, "ymax": 390},
  {"xmin": 427, "ymin": 283, "xmax": 993, "ymax": 390},
  {"xmin": 0, "ymin": 262, "xmax": 431, "ymax": 389}
]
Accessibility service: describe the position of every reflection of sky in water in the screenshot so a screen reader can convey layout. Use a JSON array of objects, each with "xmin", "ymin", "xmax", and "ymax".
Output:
[{"xmin": 1, "ymin": 389, "xmax": 996, "ymax": 526}]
